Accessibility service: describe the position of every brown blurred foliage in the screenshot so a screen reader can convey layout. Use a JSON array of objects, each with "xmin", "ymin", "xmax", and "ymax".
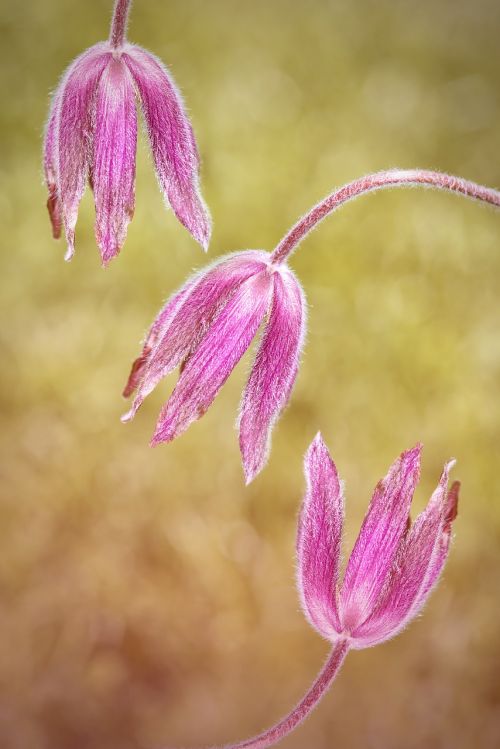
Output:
[{"xmin": 0, "ymin": 0, "xmax": 499, "ymax": 747}]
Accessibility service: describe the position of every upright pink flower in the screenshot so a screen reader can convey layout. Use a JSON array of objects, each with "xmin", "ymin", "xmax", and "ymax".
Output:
[
  {"xmin": 123, "ymin": 169, "xmax": 499, "ymax": 481},
  {"xmin": 298, "ymin": 435, "xmax": 459, "ymax": 649},
  {"xmin": 189, "ymin": 437, "xmax": 458, "ymax": 749},
  {"xmin": 43, "ymin": 0, "xmax": 211, "ymax": 265},
  {"xmin": 122, "ymin": 250, "xmax": 306, "ymax": 484}
]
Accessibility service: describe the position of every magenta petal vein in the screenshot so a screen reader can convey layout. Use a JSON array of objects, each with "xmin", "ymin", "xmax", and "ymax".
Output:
[{"xmin": 43, "ymin": 0, "xmax": 211, "ymax": 265}]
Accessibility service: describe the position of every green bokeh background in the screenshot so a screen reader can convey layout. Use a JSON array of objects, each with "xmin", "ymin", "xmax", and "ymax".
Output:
[{"xmin": 1, "ymin": 1, "xmax": 499, "ymax": 747}]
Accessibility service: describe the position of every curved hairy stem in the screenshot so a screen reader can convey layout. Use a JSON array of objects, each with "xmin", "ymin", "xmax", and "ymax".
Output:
[
  {"xmin": 222, "ymin": 640, "xmax": 348, "ymax": 748},
  {"xmin": 270, "ymin": 169, "xmax": 500, "ymax": 265},
  {"xmin": 109, "ymin": 0, "xmax": 133, "ymax": 49},
  {"xmin": 162, "ymin": 640, "xmax": 349, "ymax": 749}
]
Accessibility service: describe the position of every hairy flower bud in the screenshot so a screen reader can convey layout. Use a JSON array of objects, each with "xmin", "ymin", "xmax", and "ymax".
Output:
[
  {"xmin": 122, "ymin": 250, "xmax": 306, "ymax": 483},
  {"xmin": 298, "ymin": 435, "xmax": 459, "ymax": 648},
  {"xmin": 43, "ymin": 0, "xmax": 211, "ymax": 265}
]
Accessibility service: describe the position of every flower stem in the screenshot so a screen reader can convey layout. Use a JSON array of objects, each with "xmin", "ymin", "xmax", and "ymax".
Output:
[
  {"xmin": 270, "ymin": 169, "xmax": 500, "ymax": 265},
  {"xmin": 109, "ymin": 0, "xmax": 132, "ymax": 49},
  {"xmin": 216, "ymin": 640, "xmax": 349, "ymax": 749}
]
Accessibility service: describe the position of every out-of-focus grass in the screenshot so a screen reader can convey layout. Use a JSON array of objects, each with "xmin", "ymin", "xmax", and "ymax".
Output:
[{"xmin": 0, "ymin": 0, "xmax": 499, "ymax": 747}]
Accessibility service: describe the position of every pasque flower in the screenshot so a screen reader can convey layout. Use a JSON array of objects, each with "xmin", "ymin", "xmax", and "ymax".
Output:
[
  {"xmin": 43, "ymin": 0, "xmax": 211, "ymax": 265},
  {"xmin": 122, "ymin": 251, "xmax": 306, "ymax": 484},
  {"xmin": 123, "ymin": 168, "xmax": 500, "ymax": 481},
  {"xmin": 193, "ymin": 436, "xmax": 458, "ymax": 749},
  {"xmin": 298, "ymin": 436, "xmax": 459, "ymax": 649}
]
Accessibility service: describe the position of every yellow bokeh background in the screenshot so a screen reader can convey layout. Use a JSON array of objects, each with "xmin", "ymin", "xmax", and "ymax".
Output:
[{"xmin": 1, "ymin": 1, "xmax": 499, "ymax": 747}]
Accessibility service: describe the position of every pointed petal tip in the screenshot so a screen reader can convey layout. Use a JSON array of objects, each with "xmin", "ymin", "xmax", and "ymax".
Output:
[
  {"xmin": 313, "ymin": 431, "xmax": 325, "ymax": 447},
  {"xmin": 244, "ymin": 472, "xmax": 254, "ymax": 487},
  {"xmin": 188, "ymin": 207, "xmax": 212, "ymax": 252},
  {"xmin": 120, "ymin": 408, "xmax": 135, "ymax": 423},
  {"xmin": 121, "ymin": 393, "xmax": 147, "ymax": 421},
  {"xmin": 151, "ymin": 420, "xmax": 176, "ymax": 447},
  {"xmin": 150, "ymin": 429, "xmax": 172, "ymax": 448},
  {"xmin": 199, "ymin": 231, "xmax": 211, "ymax": 253},
  {"xmin": 307, "ymin": 432, "xmax": 331, "ymax": 464},
  {"xmin": 307, "ymin": 431, "xmax": 322, "ymax": 451},
  {"xmin": 445, "ymin": 457, "xmax": 457, "ymax": 472},
  {"xmin": 398, "ymin": 442, "xmax": 423, "ymax": 474},
  {"xmin": 100, "ymin": 253, "xmax": 118, "ymax": 269},
  {"xmin": 97, "ymin": 227, "xmax": 126, "ymax": 268},
  {"xmin": 63, "ymin": 227, "xmax": 76, "ymax": 262},
  {"xmin": 405, "ymin": 442, "xmax": 423, "ymax": 460},
  {"xmin": 242, "ymin": 461, "xmax": 261, "ymax": 486},
  {"xmin": 436, "ymin": 458, "xmax": 457, "ymax": 492},
  {"xmin": 100, "ymin": 242, "xmax": 120, "ymax": 268}
]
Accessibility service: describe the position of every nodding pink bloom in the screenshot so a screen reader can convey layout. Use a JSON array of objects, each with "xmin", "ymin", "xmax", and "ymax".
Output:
[
  {"xmin": 123, "ymin": 169, "xmax": 499, "ymax": 480},
  {"xmin": 43, "ymin": 0, "xmax": 211, "ymax": 265},
  {"xmin": 122, "ymin": 250, "xmax": 306, "ymax": 484},
  {"xmin": 165, "ymin": 437, "xmax": 459, "ymax": 749}
]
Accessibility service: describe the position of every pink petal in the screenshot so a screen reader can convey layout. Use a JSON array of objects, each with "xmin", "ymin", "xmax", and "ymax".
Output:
[
  {"xmin": 123, "ymin": 45, "xmax": 211, "ymax": 250},
  {"xmin": 239, "ymin": 266, "xmax": 306, "ymax": 484},
  {"xmin": 297, "ymin": 434, "xmax": 344, "ymax": 639},
  {"xmin": 92, "ymin": 58, "xmax": 137, "ymax": 265},
  {"xmin": 43, "ymin": 87, "xmax": 63, "ymax": 239},
  {"xmin": 340, "ymin": 444, "xmax": 422, "ymax": 631},
  {"xmin": 122, "ymin": 252, "xmax": 268, "ymax": 419},
  {"xmin": 351, "ymin": 462, "xmax": 458, "ymax": 648},
  {"xmin": 56, "ymin": 44, "xmax": 110, "ymax": 260},
  {"xmin": 151, "ymin": 271, "xmax": 273, "ymax": 445},
  {"xmin": 122, "ymin": 279, "xmax": 196, "ymax": 399},
  {"xmin": 412, "ymin": 478, "xmax": 459, "ymax": 607}
]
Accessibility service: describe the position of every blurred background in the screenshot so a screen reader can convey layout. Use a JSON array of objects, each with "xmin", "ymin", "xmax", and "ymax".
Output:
[{"xmin": 1, "ymin": 0, "xmax": 500, "ymax": 747}]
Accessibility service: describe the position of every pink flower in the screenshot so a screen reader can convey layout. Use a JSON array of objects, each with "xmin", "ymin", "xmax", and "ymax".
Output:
[
  {"xmin": 123, "ymin": 168, "xmax": 499, "ymax": 482},
  {"xmin": 298, "ymin": 434, "xmax": 459, "ymax": 648},
  {"xmin": 170, "ymin": 438, "xmax": 459, "ymax": 749},
  {"xmin": 122, "ymin": 250, "xmax": 306, "ymax": 484},
  {"xmin": 43, "ymin": 0, "xmax": 211, "ymax": 265}
]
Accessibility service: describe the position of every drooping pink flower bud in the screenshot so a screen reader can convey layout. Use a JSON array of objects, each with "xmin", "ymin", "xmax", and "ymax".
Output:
[
  {"xmin": 123, "ymin": 168, "xmax": 499, "ymax": 481},
  {"xmin": 122, "ymin": 250, "xmax": 306, "ymax": 484},
  {"xmin": 43, "ymin": 0, "xmax": 211, "ymax": 265},
  {"xmin": 298, "ymin": 435, "xmax": 459, "ymax": 649}
]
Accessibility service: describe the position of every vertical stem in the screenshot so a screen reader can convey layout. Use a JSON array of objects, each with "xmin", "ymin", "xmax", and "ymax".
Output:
[
  {"xmin": 109, "ymin": 0, "xmax": 133, "ymax": 49},
  {"xmin": 218, "ymin": 640, "xmax": 349, "ymax": 749},
  {"xmin": 270, "ymin": 169, "xmax": 500, "ymax": 266}
]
